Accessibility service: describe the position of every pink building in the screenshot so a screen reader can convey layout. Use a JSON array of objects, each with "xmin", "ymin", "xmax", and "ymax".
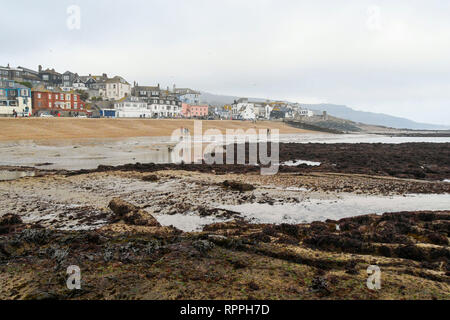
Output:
[{"xmin": 182, "ymin": 103, "xmax": 209, "ymax": 118}]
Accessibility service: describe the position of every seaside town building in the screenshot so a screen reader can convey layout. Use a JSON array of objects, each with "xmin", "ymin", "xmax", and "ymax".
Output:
[
  {"xmin": 131, "ymin": 84, "xmax": 162, "ymax": 102},
  {"xmin": 62, "ymin": 71, "xmax": 78, "ymax": 89},
  {"xmin": 31, "ymin": 89, "xmax": 87, "ymax": 116},
  {"xmin": 0, "ymin": 79, "xmax": 32, "ymax": 117},
  {"xmin": 181, "ymin": 103, "xmax": 209, "ymax": 118},
  {"xmin": 38, "ymin": 66, "xmax": 63, "ymax": 87},
  {"xmin": 104, "ymin": 76, "xmax": 131, "ymax": 100},
  {"xmin": 173, "ymin": 86, "xmax": 201, "ymax": 105},
  {"xmin": 0, "ymin": 65, "xmax": 41, "ymax": 86},
  {"xmin": 114, "ymin": 96, "xmax": 152, "ymax": 118},
  {"xmin": 232, "ymin": 98, "xmax": 273, "ymax": 120},
  {"xmin": 148, "ymin": 95, "xmax": 182, "ymax": 118}
]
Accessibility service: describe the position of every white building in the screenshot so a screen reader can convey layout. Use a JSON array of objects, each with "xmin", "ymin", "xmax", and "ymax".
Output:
[
  {"xmin": 148, "ymin": 97, "xmax": 182, "ymax": 118},
  {"xmin": 72, "ymin": 78, "xmax": 88, "ymax": 91},
  {"xmin": 115, "ymin": 96, "xmax": 152, "ymax": 118},
  {"xmin": 297, "ymin": 109, "xmax": 314, "ymax": 117},
  {"xmin": 104, "ymin": 76, "xmax": 131, "ymax": 101},
  {"xmin": 254, "ymin": 103, "xmax": 273, "ymax": 119},
  {"xmin": 232, "ymin": 98, "xmax": 273, "ymax": 120}
]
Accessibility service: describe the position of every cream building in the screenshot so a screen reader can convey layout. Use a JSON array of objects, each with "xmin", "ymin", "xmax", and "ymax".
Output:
[{"xmin": 104, "ymin": 76, "xmax": 131, "ymax": 101}]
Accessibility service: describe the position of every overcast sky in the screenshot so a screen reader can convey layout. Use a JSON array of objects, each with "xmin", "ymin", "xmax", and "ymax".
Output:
[{"xmin": 2, "ymin": 0, "xmax": 450, "ymax": 125}]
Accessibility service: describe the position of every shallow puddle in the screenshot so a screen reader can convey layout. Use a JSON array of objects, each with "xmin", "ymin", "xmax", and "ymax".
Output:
[
  {"xmin": 0, "ymin": 170, "xmax": 35, "ymax": 181},
  {"xmin": 281, "ymin": 159, "xmax": 321, "ymax": 166},
  {"xmin": 154, "ymin": 213, "xmax": 227, "ymax": 232},
  {"xmin": 219, "ymin": 193, "xmax": 450, "ymax": 225}
]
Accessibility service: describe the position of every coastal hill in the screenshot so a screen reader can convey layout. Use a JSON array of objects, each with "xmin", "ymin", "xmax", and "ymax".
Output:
[{"xmin": 199, "ymin": 92, "xmax": 449, "ymax": 130}]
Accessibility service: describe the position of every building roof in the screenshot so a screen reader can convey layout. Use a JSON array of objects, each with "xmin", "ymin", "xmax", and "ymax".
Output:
[
  {"xmin": 173, "ymin": 88, "xmax": 200, "ymax": 95},
  {"xmin": 0, "ymin": 81, "xmax": 29, "ymax": 90},
  {"xmin": 134, "ymin": 85, "xmax": 160, "ymax": 91},
  {"xmin": 41, "ymin": 69, "xmax": 62, "ymax": 76},
  {"xmin": 105, "ymin": 76, "xmax": 130, "ymax": 85},
  {"xmin": 31, "ymin": 87, "xmax": 80, "ymax": 95}
]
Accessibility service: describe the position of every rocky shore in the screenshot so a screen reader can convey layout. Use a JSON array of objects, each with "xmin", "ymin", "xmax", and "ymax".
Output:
[
  {"xmin": 0, "ymin": 206, "xmax": 448, "ymax": 300},
  {"xmin": 0, "ymin": 142, "xmax": 449, "ymax": 300}
]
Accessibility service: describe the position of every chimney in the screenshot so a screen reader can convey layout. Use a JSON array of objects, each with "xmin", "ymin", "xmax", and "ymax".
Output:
[
  {"xmin": 38, "ymin": 65, "xmax": 42, "ymax": 72},
  {"xmin": 103, "ymin": 73, "xmax": 107, "ymax": 78}
]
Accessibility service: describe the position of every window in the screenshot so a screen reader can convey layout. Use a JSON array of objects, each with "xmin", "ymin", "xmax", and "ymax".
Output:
[
  {"xmin": 60, "ymin": 94, "xmax": 64, "ymax": 100},
  {"xmin": 37, "ymin": 93, "xmax": 41, "ymax": 99},
  {"xmin": 49, "ymin": 102, "xmax": 52, "ymax": 108},
  {"xmin": 74, "ymin": 95, "xmax": 77, "ymax": 101},
  {"xmin": 48, "ymin": 94, "xmax": 52, "ymax": 99},
  {"xmin": 64, "ymin": 75, "xmax": 70, "ymax": 80},
  {"xmin": 42, "ymin": 75, "xmax": 49, "ymax": 81},
  {"xmin": 0, "ymin": 89, "xmax": 4, "ymax": 96},
  {"xmin": 74, "ymin": 103, "xmax": 78, "ymax": 108},
  {"xmin": 66, "ymin": 94, "xmax": 71, "ymax": 100},
  {"xmin": 21, "ymin": 89, "xmax": 28, "ymax": 96}
]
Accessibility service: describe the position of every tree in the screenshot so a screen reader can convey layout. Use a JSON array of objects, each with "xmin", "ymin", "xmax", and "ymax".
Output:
[
  {"xmin": 75, "ymin": 90, "xmax": 89, "ymax": 101},
  {"xmin": 18, "ymin": 81, "xmax": 32, "ymax": 89}
]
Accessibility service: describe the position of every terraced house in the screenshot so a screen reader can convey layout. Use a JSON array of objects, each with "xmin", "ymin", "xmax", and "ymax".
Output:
[
  {"xmin": 148, "ymin": 95, "xmax": 182, "ymax": 118},
  {"xmin": 0, "ymin": 64, "xmax": 41, "ymax": 85},
  {"xmin": 31, "ymin": 89, "xmax": 86, "ymax": 116},
  {"xmin": 0, "ymin": 79, "xmax": 32, "ymax": 117}
]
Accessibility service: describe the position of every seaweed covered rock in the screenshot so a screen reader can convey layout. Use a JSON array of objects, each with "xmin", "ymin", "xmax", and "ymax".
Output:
[
  {"xmin": 142, "ymin": 174, "xmax": 159, "ymax": 182},
  {"xmin": 0, "ymin": 214, "xmax": 23, "ymax": 235},
  {"xmin": 222, "ymin": 180, "xmax": 255, "ymax": 192},
  {"xmin": 108, "ymin": 198, "xmax": 161, "ymax": 227}
]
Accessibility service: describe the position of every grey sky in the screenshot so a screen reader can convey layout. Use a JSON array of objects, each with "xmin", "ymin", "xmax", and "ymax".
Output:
[{"xmin": 2, "ymin": 0, "xmax": 450, "ymax": 125}]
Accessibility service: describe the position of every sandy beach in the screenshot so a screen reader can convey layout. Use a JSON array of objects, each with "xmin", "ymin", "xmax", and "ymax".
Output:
[{"xmin": 0, "ymin": 118, "xmax": 312, "ymax": 141}]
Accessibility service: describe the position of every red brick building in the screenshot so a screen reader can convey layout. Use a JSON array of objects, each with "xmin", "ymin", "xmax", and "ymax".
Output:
[{"xmin": 31, "ymin": 90, "xmax": 87, "ymax": 115}]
